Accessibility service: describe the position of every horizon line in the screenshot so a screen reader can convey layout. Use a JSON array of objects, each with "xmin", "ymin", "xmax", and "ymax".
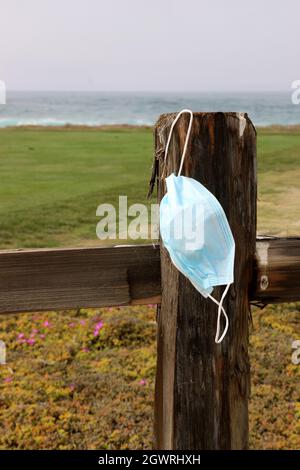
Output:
[{"xmin": 5, "ymin": 89, "xmax": 290, "ymax": 94}]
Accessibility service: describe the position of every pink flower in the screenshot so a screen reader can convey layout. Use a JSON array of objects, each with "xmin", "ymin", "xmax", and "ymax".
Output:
[
  {"xmin": 4, "ymin": 377, "xmax": 13, "ymax": 383},
  {"xmin": 17, "ymin": 333, "xmax": 25, "ymax": 340},
  {"xmin": 82, "ymin": 347, "xmax": 89, "ymax": 353},
  {"xmin": 43, "ymin": 320, "xmax": 50, "ymax": 328},
  {"xmin": 40, "ymin": 334, "xmax": 46, "ymax": 340},
  {"xmin": 139, "ymin": 379, "xmax": 147, "ymax": 386},
  {"xmin": 32, "ymin": 328, "xmax": 39, "ymax": 334},
  {"xmin": 79, "ymin": 320, "xmax": 86, "ymax": 326},
  {"xmin": 27, "ymin": 338, "xmax": 35, "ymax": 346},
  {"xmin": 69, "ymin": 322, "xmax": 75, "ymax": 328},
  {"xmin": 69, "ymin": 383, "xmax": 75, "ymax": 391},
  {"xmin": 93, "ymin": 321, "xmax": 103, "ymax": 337}
]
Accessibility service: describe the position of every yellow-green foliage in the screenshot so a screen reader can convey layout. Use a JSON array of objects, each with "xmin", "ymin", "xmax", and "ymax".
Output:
[
  {"xmin": 249, "ymin": 303, "xmax": 300, "ymax": 449},
  {"xmin": 0, "ymin": 303, "xmax": 299, "ymax": 449},
  {"xmin": 0, "ymin": 306, "xmax": 156, "ymax": 449}
]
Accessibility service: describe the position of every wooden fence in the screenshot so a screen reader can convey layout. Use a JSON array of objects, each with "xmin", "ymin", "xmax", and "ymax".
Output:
[{"xmin": 0, "ymin": 112, "xmax": 299, "ymax": 450}]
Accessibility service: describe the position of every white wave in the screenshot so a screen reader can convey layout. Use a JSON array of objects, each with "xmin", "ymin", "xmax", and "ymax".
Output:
[{"xmin": 0, "ymin": 117, "xmax": 153, "ymax": 128}]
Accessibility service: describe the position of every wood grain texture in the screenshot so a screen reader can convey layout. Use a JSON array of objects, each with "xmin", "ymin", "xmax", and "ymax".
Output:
[
  {"xmin": 0, "ymin": 238, "xmax": 299, "ymax": 315},
  {"xmin": 0, "ymin": 245, "xmax": 161, "ymax": 314},
  {"xmin": 254, "ymin": 237, "xmax": 300, "ymax": 304},
  {"xmin": 153, "ymin": 112, "xmax": 257, "ymax": 450}
]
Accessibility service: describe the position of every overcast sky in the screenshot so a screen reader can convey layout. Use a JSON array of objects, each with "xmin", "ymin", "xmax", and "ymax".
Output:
[{"xmin": 1, "ymin": 0, "xmax": 299, "ymax": 92}]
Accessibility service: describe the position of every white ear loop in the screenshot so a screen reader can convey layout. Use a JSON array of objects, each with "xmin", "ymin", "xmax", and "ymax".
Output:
[
  {"xmin": 208, "ymin": 283, "xmax": 231, "ymax": 344},
  {"xmin": 163, "ymin": 109, "xmax": 193, "ymax": 178}
]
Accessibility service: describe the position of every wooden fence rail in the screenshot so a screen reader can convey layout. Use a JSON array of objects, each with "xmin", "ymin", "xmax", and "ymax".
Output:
[
  {"xmin": 0, "ymin": 244, "xmax": 161, "ymax": 314},
  {"xmin": 0, "ymin": 237, "xmax": 299, "ymax": 315}
]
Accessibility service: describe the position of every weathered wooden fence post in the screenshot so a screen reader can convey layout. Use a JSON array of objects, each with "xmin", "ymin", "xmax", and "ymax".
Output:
[{"xmin": 152, "ymin": 112, "xmax": 257, "ymax": 449}]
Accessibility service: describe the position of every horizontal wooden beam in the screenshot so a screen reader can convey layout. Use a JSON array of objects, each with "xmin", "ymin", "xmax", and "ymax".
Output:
[
  {"xmin": 0, "ymin": 245, "xmax": 161, "ymax": 314},
  {"xmin": 253, "ymin": 237, "xmax": 300, "ymax": 304},
  {"xmin": 0, "ymin": 237, "xmax": 299, "ymax": 314}
]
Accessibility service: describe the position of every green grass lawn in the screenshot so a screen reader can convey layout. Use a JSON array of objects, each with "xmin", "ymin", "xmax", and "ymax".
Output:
[
  {"xmin": 0, "ymin": 126, "xmax": 299, "ymax": 249},
  {"xmin": 0, "ymin": 127, "xmax": 299, "ymax": 449},
  {"xmin": 257, "ymin": 131, "xmax": 300, "ymax": 235},
  {"xmin": 0, "ymin": 127, "xmax": 154, "ymax": 248}
]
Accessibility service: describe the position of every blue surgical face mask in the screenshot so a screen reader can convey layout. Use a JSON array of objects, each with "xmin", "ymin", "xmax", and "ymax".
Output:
[{"xmin": 159, "ymin": 109, "xmax": 235, "ymax": 343}]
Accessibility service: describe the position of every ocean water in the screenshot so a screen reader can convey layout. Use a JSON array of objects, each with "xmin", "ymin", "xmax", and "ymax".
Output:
[{"xmin": 0, "ymin": 91, "xmax": 300, "ymax": 127}]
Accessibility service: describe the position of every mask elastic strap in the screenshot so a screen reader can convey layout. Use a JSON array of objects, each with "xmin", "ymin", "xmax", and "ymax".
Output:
[
  {"xmin": 162, "ymin": 109, "xmax": 193, "ymax": 178},
  {"xmin": 208, "ymin": 283, "xmax": 231, "ymax": 344}
]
